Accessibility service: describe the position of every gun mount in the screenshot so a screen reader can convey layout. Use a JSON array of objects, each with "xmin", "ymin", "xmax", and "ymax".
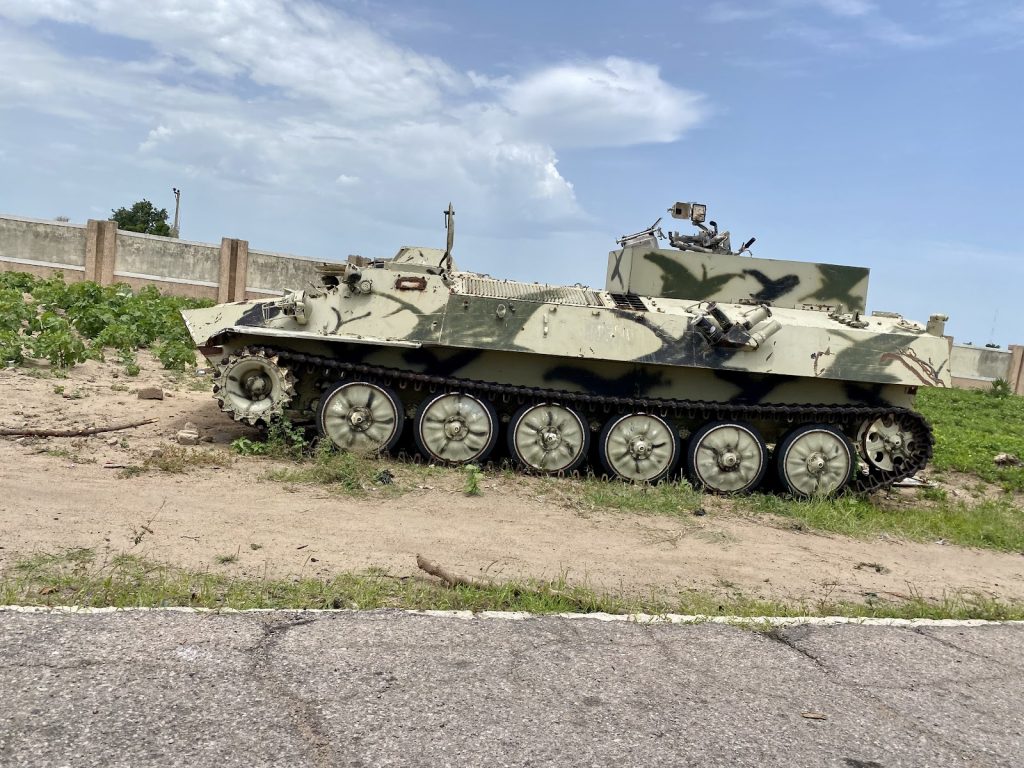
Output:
[{"xmin": 666, "ymin": 201, "xmax": 755, "ymax": 256}]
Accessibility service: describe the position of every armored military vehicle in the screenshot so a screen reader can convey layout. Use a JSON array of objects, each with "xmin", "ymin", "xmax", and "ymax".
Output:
[{"xmin": 181, "ymin": 202, "xmax": 950, "ymax": 496}]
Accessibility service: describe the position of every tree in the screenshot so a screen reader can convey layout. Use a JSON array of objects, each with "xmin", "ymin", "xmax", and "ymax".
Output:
[{"xmin": 110, "ymin": 199, "xmax": 173, "ymax": 236}]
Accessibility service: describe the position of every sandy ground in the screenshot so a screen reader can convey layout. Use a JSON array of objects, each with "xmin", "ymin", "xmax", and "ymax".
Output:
[{"xmin": 1, "ymin": 354, "xmax": 1022, "ymax": 605}]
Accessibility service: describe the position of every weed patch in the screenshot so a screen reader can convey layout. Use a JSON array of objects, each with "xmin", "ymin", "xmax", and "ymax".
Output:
[
  {"xmin": 266, "ymin": 449, "xmax": 383, "ymax": 494},
  {"xmin": 2, "ymin": 549, "xmax": 1022, "ymax": 620},
  {"xmin": 144, "ymin": 445, "xmax": 229, "ymax": 473},
  {"xmin": 230, "ymin": 417, "xmax": 309, "ymax": 459},
  {"xmin": 463, "ymin": 464, "xmax": 483, "ymax": 496}
]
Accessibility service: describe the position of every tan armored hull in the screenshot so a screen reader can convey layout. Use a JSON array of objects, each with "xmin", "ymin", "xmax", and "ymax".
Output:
[{"xmin": 182, "ymin": 206, "xmax": 949, "ymax": 496}]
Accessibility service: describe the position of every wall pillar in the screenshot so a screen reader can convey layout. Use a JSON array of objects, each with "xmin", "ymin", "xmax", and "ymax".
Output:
[
  {"xmin": 1008, "ymin": 345, "xmax": 1024, "ymax": 396},
  {"xmin": 218, "ymin": 238, "xmax": 249, "ymax": 302},
  {"xmin": 84, "ymin": 219, "xmax": 117, "ymax": 285}
]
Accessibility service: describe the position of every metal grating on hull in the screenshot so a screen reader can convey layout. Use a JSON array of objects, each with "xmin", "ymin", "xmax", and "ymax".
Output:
[
  {"xmin": 459, "ymin": 276, "xmax": 603, "ymax": 306},
  {"xmin": 608, "ymin": 292, "xmax": 648, "ymax": 311}
]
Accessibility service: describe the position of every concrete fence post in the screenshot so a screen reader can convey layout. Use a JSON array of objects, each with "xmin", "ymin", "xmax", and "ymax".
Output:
[
  {"xmin": 84, "ymin": 219, "xmax": 117, "ymax": 285},
  {"xmin": 218, "ymin": 238, "xmax": 250, "ymax": 303},
  {"xmin": 1008, "ymin": 345, "xmax": 1024, "ymax": 396}
]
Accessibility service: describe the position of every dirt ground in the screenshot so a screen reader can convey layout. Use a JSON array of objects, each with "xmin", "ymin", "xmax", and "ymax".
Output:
[{"xmin": 1, "ymin": 354, "xmax": 1022, "ymax": 606}]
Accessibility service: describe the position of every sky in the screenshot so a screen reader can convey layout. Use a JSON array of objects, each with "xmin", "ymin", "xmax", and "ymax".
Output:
[{"xmin": 1, "ymin": 0, "xmax": 1022, "ymax": 346}]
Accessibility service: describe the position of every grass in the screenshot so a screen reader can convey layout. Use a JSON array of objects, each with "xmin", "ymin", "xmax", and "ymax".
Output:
[
  {"xmin": 265, "ymin": 449, "xmax": 381, "ymax": 494},
  {"xmin": 563, "ymin": 476, "xmax": 705, "ymax": 516},
  {"xmin": 918, "ymin": 386, "xmax": 1024, "ymax": 492},
  {"xmin": 46, "ymin": 447, "xmax": 96, "ymax": 465},
  {"xmin": 538, "ymin": 387, "xmax": 1024, "ymax": 552},
  {"xmin": 546, "ymin": 478, "xmax": 1022, "ymax": 552},
  {"xmin": 740, "ymin": 493, "xmax": 1024, "ymax": 551},
  {"xmin": 463, "ymin": 464, "xmax": 483, "ymax": 496},
  {"xmin": 144, "ymin": 445, "xmax": 229, "ymax": 473},
  {"xmin": 255, "ymin": 433, "xmax": 441, "ymax": 497},
  {"xmin": 2, "ymin": 548, "xmax": 1022, "ymax": 620}
]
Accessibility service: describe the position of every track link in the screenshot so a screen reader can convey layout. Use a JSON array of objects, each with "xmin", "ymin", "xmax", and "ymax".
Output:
[{"xmin": 253, "ymin": 346, "xmax": 933, "ymax": 494}]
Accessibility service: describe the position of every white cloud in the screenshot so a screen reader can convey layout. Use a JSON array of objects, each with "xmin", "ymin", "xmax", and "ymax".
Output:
[
  {"xmin": 0, "ymin": 0, "xmax": 460, "ymax": 117},
  {"xmin": 0, "ymin": 0, "xmax": 706, "ymax": 232},
  {"xmin": 498, "ymin": 58, "xmax": 706, "ymax": 149},
  {"xmin": 708, "ymin": 0, "xmax": 943, "ymax": 51}
]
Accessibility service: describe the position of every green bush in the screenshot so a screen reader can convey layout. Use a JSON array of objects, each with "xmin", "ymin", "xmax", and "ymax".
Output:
[
  {"xmin": 153, "ymin": 339, "xmax": 198, "ymax": 371},
  {"xmin": 0, "ymin": 271, "xmax": 39, "ymax": 292},
  {"xmin": 0, "ymin": 271, "xmax": 210, "ymax": 370},
  {"xmin": 27, "ymin": 312, "xmax": 91, "ymax": 368},
  {"xmin": 0, "ymin": 330, "xmax": 24, "ymax": 365},
  {"xmin": 990, "ymin": 379, "xmax": 1012, "ymax": 399}
]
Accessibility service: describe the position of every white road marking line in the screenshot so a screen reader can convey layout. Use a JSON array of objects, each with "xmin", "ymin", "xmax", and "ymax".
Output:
[{"xmin": 0, "ymin": 605, "xmax": 1020, "ymax": 628}]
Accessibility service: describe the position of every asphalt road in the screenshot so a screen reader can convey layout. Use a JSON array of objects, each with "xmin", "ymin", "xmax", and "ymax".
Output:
[{"xmin": 0, "ymin": 610, "xmax": 1021, "ymax": 768}]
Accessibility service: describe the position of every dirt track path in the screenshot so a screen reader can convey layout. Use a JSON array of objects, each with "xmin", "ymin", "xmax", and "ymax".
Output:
[{"xmin": 1, "ymin": 357, "xmax": 1023, "ymax": 605}]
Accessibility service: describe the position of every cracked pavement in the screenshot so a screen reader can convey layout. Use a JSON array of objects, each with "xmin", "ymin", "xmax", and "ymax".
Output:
[{"xmin": 0, "ymin": 611, "xmax": 1021, "ymax": 767}]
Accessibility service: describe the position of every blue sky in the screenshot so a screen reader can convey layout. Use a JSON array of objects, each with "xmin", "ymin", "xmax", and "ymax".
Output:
[{"xmin": 1, "ymin": 0, "xmax": 1022, "ymax": 345}]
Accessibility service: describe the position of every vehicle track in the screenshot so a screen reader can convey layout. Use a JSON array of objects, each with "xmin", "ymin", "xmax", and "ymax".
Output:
[{"xmin": 240, "ymin": 345, "xmax": 933, "ymax": 494}]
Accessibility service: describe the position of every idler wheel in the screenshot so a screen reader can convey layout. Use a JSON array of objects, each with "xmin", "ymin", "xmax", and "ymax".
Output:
[
  {"xmin": 317, "ymin": 381, "xmax": 405, "ymax": 455},
  {"xmin": 857, "ymin": 415, "xmax": 917, "ymax": 472},
  {"xmin": 414, "ymin": 391, "xmax": 498, "ymax": 465},
  {"xmin": 685, "ymin": 421, "xmax": 767, "ymax": 494},
  {"xmin": 508, "ymin": 402, "xmax": 589, "ymax": 474},
  {"xmin": 599, "ymin": 412, "xmax": 679, "ymax": 483},
  {"xmin": 776, "ymin": 424, "xmax": 855, "ymax": 497}
]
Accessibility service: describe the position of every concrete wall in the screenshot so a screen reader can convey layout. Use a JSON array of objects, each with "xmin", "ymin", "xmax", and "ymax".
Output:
[
  {"xmin": 0, "ymin": 213, "xmax": 322, "ymax": 303},
  {"xmin": 949, "ymin": 343, "xmax": 1024, "ymax": 394},
  {"xmin": 247, "ymin": 248, "xmax": 325, "ymax": 296},
  {"xmin": 0, "ymin": 215, "xmax": 88, "ymax": 281},
  {"xmin": 115, "ymin": 230, "xmax": 222, "ymax": 300}
]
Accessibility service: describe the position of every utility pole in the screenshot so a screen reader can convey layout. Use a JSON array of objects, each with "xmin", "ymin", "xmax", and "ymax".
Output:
[{"xmin": 171, "ymin": 187, "xmax": 181, "ymax": 237}]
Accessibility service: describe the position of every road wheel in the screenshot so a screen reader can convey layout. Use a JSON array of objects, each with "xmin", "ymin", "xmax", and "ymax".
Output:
[
  {"xmin": 777, "ymin": 424, "xmax": 854, "ymax": 497},
  {"xmin": 599, "ymin": 412, "xmax": 679, "ymax": 483},
  {"xmin": 414, "ymin": 391, "xmax": 499, "ymax": 464},
  {"xmin": 685, "ymin": 421, "xmax": 767, "ymax": 494},
  {"xmin": 317, "ymin": 381, "xmax": 405, "ymax": 455},
  {"xmin": 508, "ymin": 402, "xmax": 589, "ymax": 474},
  {"xmin": 214, "ymin": 348, "xmax": 296, "ymax": 426}
]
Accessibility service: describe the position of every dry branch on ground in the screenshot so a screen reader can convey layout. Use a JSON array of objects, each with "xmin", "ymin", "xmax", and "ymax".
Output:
[{"xmin": 0, "ymin": 419, "xmax": 156, "ymax": 438}]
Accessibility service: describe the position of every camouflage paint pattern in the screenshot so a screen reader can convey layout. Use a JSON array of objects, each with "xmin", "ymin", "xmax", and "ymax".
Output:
[
  {"xmin": 606, "ymin": 245, "xmax": 870, "ymax": 312},
  {"xmin": 182, "ymin": 244, "xmax": 949, "ymax": 416}
]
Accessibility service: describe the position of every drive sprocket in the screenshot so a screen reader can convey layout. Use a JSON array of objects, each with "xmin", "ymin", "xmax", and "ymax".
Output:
[{"xmin": 213, "ymin": 347, "xmax": 297, "ymax": 426}]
